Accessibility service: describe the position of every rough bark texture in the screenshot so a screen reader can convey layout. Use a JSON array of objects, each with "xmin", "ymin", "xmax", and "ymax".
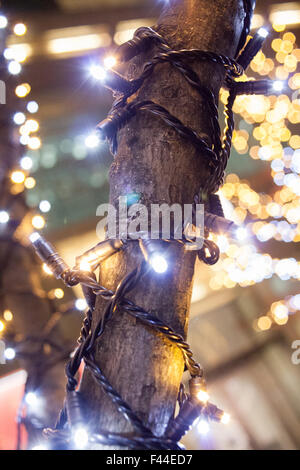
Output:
[{"xmin": 80, "ymin": 0, "xmax": 245, "ymax": 443}]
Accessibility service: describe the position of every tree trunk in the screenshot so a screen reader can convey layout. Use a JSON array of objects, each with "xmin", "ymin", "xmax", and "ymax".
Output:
[{"xmin": 80, "ymin": 0, "xmax": 245, "ymax": 444}]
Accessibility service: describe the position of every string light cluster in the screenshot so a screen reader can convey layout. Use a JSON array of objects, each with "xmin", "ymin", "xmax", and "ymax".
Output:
[
  {"xmin": 0, "ymin": 13, "xmax": 50, "ymax": 234},
  {"xmin": 25, "ymin": 0, "xmax": 290, "ymax": 449}
]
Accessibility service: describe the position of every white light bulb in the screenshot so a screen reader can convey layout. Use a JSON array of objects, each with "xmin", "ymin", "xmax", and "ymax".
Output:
[
  {"xmin": 29, "ymin": 232, "xmax": 41, "ymax": 243},
  {"xmin": 73, "ymin": 427, "xmax": 89, "ymax": 449},
  {"xmin": 20, "ymin": 156, "xmax": 33, "ymax": 170},
  {"xmin": 0, "ymin": 15, "xmax": 8, "ymax": 28},
  {"xmin": 258, "ymin": 27, "xmax": 269, "ymax": 38},
  {"xmin": 27, "ymin": 101, "xmax": 39, "ymax": 113},
  {"xmin": 25, "ymin": 392, "xmax": 38, "ymax": 406},
  {"xmin": 0, "ymin": 210, "xmax": 9, "ymax": 224},
  {"xmin": 90, "ymin": 65, "xmax": 106, "ymax": 81},
  {"xmin": 236, "ymin": 227, "xmax": 248, "ymax": 241},
  {"xmin": 149, "ymin": 254, "xmax": 168, "ymax": 274},
  {"xmin": 85, "ymin": 133, "xmax": 100, "ymax": 149},
  {"xmin": 39, "ymin": 200, "xmax": 51, "ymax": 213},
  {"xmin": 75, "ymin": 299, "xmax": 87, "ymax": 311},
  {"xmin": 197, "ymin": 389, "xmax": 210, "ymax": 404},
  {"xmin": 13, "ymin": 112, "xmax": 26, "ymax": 125},
  {"xmin": 197, "ymin": 419, "xmax": 210, "ymax": 435},
  {"xmin": 221, "ymin": 412, "xmax": 231, "ymax": 425},
  {"xmin": 273, "ymin": 80, "xmax": 284, "ymax": 92},
  {"xmin": 8, "ymin": 60, "xmax": 22, "ymax": 75},
  {"xmin": 4, "ymin": 348, "xmax": 16, "ymax": 360}
]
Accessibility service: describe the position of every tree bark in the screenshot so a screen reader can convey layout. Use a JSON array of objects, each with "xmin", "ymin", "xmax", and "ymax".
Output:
[{"xmin": 80, "ymin": 0, "xmax": 245, "ymax": 444}]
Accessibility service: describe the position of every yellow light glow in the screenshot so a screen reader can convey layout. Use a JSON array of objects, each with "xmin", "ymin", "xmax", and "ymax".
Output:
[
  {"xmin": 257, "ymin": 316, "xmax": 272, "ymax": 331},
  {"xmin": 14, "ymin": 23, "xmax": 27, "ymax": 36},
  {"xmin": 42, "ymin": 263, "xmax": 53, "ymax": 276},
  {"xmin": 32, "ymin": 215, "xmax": 45, "ymax": 230},
  {"xmin": 24, "ymin": 177, "xmax": 36, "ymax": 189},
  {"xmin": 5, "ymin": 44, "xmax": 32, "ymax": 62},
  {"xmin": 221, "ymin": 413, "xmax": 231, "ymax": 424},
  {"xmin": 28, "ymin": 136, "xmax": 41, "ymax": 150},
  {"xmin": 197, "ymin": 390, "xmax": 209, "ymax": 404},
  {"xmin": 79, "ymin": 260, "xmax": 92, "ymax": 272},
  {"xmin": 0, "ymin": 321, "xmax": 5, "ymax": 332},
  {"xmin": 3, "ymin": 310, "xmax": 13, "ymax": 322},
  {"xmin": 54, "ymin": 288, "xmax": 64, "ymax": 299},
  {"xmin": 25, "ymin": 119, "xmax": 39, "ymax": 133},
  {"xmin": 15, "ymin": 83, "xmax": 31, "ymax": 98},
  {"xmin": 11, "ymin": 170, "xmax": 25, "ymax": 184},
  {"xmin": 104, "ymin": 55, "xmax": 117, "ymax": 69}
]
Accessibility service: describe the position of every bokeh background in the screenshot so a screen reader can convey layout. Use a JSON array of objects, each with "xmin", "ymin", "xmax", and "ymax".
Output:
[{"xmin": 0, "ymin": 0, "xmax": 300, "ymax": 450}]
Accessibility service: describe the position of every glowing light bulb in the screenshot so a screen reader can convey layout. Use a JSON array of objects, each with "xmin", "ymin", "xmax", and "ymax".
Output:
[
  {"xmin": 90, "ymin": 65, "xmax": 106, "ymax": 81},
  {"xmin": 14, "ymin": 23, "xmax": 27, "ymax": 36},
  {"xmin": 24, "ymin": 177, "xmax": 36, "ymax": 189},
  {"xmin": 258, "ymin": 27, "xmax": 269, "ymax": 38},
  {"xmin": 13, "ymin": 112, "xmax": 26, "ymax": 125},
  {"xmin": 73, "ymin": 427, "xmax": 89, "ymax": 449},
  {"xmin": 104, "ymin": 56, "xmax": 117, "ymax": 69},
  {"xmin": 273, "ymin": 81, "xmax": 284, "ymax": 92},
  {"xmin": 0, "ymin": 15, "xmax": 8, "ymax": 28},
  {"xmin": 0, "ymin": 210, "xmax": 9, "ymax": 224},
  {"xmin": 75, "ymin": 299, "xmax": 88, "ymax": 311},
  {"xmin": 8, "ymin": 60, "xmax": 21, "ymax": 75},
  {"xmin": 15, "ymin": 83, "xmax": 31, "ymax": 98},
  {"xmin": 4, "ymin": 348, "xmax": 16, "ymax": 360},
  {"xmin": 149, "ymin": 254, "xmax": 168, "ymax": 274},
  {"xmin": 39, "ymin": 200, "xmax": 51, "ymax": 213},
  {"xmin": 0, "ymin": 321, "xmax": 5, "ymax": 332},
  {"xmin": 28, "ymin": 136, "xmax": 41, "ymax": 150},
  {"xmin": 236, "ymin": 227, "xmax": 248, "ymax": 241},
  {"xmin": 32, "ymin": 214, "xmax": 46, "ymax": 229},
  {"xmin": 3, "ymin": 310, "xmax": 13, "ymax": 321},
  {"xmin": 196, "ymin": 390, "xmax": 210, "ymax": 404},
  {"xmin": 42, "ymin": 263, "xmax": 53, "ymax": 275},
  {"xmin": 54, "ymin": 288, "xmax": 64, "ymax": 299},
  {"xmin": 221, "ymin": 412, "xmax": 230, "ymax": 424},
  {"xmin": 20, "ymin": 156, "xmax": 33, "ymax": 170},
  {"xmin": 29, "ymin": 232, "xmax": 41, "ymax": 243},
  {"xmin": 11, "ymin": 170, "xmax": 25, "ymax": 184},
  {"xmin": 79, "ymin": 260, "xmax": 92, "ymax": 272},
  {"xmin": 27, "ymin": 101, "xmax": 39, "ymax": 113},
  {"xmin": 25, "ymin": 392, "xmax": 38, "ymax": 406},
  {"xmin": 85, "ymin": 133, "xmax": 100, "ymax": 148},
  {"xmin": 197, "ymin": 419, "xmax": 210, "ymax": 435}
]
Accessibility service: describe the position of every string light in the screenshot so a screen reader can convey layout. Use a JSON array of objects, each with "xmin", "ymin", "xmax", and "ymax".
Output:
[
  {"xmin": 139, "ymin": 239, "xmax": 169, "ymax": 274},
  {"xmin": 27, "ymin": 101, "xmax": 39, "ymax": 113},
  {"xmin": 0, "ymin": 321, "xmax": 5, "ymax": 333},
  {"xmin": 0, "ymin": 210, "xmax": 9, "ymax": 224},
  {"xmin": 39, "ymin": 200, "xmax": 51, "ymax": 213},
  {"xmin": 75, "ymin": 299, "xmax": 87, "ymax": 311},
  {"xmin": 8, "ymin": 60, "xmax": 22, "ymax": 75},
  {"xmin": 24, "ymin": 176, "xmax": 36, "ymax": 189},
  {"xmin": 84, "ymin": 133, "xmax": 100, "ymax": 149},
  {"xmin": 90, "ymin": 65, "xmax": 106, "ymax": 81},
  {"xmin": 197, "ymin": 419, "xmax": 210, "ymax": 435},
  {"xmin": 15, "ymin": 83, "xmax": 31, "ymax": 98},
  {"xmin": 11, "ymin": 170, "xmax": 25, "ymax": 184},
  {"xmin": 4, "ymin": 348, "xmax": 16, "ymax": 361},
  {"xmin": 20, "ymin": 156, "xmax": 33, "ymax": 170},
  {"xmin": 13, "ymin": 23, "xmax": 27, "ymax": 36},
  {"xmin": 31, "ymin": 215, "xmax": 45, "ymax": 229},
  {"xmin": 3, "ymin": 310, "xmax": 13, "ymax": 321},
  {"xmin": 25, "ymin": 392, "xmax": 38, "ymax": 406},
  {"xmin": 0, "ymin": 15, "xmax": 8, "ymax": 29},
  {"xmin": 13, "ymin": 112, "xmax": 26, "ymax": 125},
  {"xmin": 103, "ymin": 55, "xmax": 117, "ymax": 69}
]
